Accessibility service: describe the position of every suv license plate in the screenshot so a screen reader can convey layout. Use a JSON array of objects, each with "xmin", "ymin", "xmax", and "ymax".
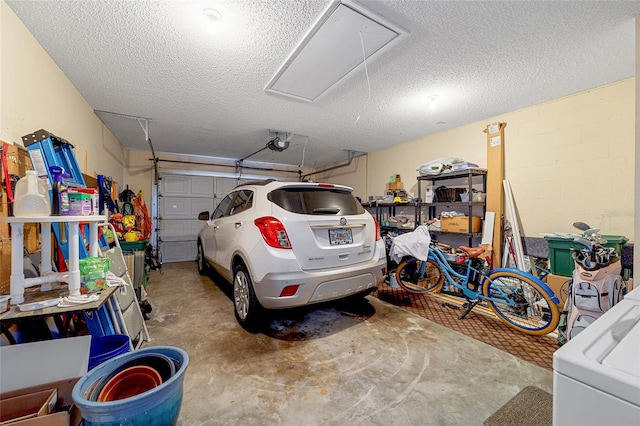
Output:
[{"xmin": 329, "ymin": 228, "xmax": 353, "ymax": 245}]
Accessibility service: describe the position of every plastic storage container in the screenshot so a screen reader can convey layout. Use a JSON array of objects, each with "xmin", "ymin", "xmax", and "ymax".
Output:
[
  {"xmin": 119, "ymin": 239, "xmax": 148, "ymax": 251},
  {"xmin": 13, "ymin": 171, "xmax": 50, "ymax": 217},
  {"xmin": 544, "ymin": 235, "xmax": 628, "ymax": 277},
  {"xmin": 89, "ymin": 334, "xmax": 131, "ymax": 370},
  {"xmin": 73, "ymin": 346, "xmax": 188, "ymax": 426}
]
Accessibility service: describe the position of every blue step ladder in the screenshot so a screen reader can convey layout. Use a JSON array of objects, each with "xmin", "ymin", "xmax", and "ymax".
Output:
[{"xmin": 23, "ymin": 130, "xmax": 115, "ymax": 336}]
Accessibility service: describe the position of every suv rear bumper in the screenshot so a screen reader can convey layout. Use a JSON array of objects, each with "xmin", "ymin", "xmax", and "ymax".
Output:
[{"xmin": 253, "ymin": 257, "xmax": 386, "ymax": 309}]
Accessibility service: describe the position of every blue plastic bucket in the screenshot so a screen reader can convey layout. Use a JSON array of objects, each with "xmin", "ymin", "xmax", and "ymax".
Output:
[
  {"xmin": 73, "ymin": 346, "xmax": 189, "ymax": 426},
  {"xmin": 88, "ymin": 334, "xmax": 131, "ymax": 370}
]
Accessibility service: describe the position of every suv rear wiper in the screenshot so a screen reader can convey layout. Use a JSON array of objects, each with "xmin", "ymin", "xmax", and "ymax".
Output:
[{"xmin": 313, "ymin": 207, "xmax": 340, "ymax": 214}]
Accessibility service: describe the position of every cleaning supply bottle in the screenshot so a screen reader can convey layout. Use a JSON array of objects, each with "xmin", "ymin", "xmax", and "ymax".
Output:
[
  {"xmin": 49, "ymin": 166, "xmax": 70, "ymax": 215},
  {"xmin": 13, "ymin": 170, "xmax": 50, "ymax": 217}
]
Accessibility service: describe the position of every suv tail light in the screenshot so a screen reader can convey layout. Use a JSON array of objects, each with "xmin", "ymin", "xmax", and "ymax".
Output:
[
  {"xmin": 373, "ymin": 217, "xmax": 381, "ymax": 241},
  {"xmin": 254, "ymin": 216, "xmax": 292, "ymax": 249}
]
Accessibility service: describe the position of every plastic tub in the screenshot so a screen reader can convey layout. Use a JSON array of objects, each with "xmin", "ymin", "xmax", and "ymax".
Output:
[
  {"xmin": 472, "ymin": 192, "xmax": 486, "ymax": 202},
  {"xmin": 89, "ymin": 334, "xmax": 131, "ymax": 371},
  {"xmin": 544, "ymin": 235, "xmax": 628, "ymax": 277},
  {"xmin": 119, "ymin": 239, "xmax": 148, "ymax": 251},
  {"xmin": 73, "ymin": 346, "xmax": 189, "ymax": 426},
  {"xmin": 0, "ymin": 295, "xmax": 10, "ymax": 313}
]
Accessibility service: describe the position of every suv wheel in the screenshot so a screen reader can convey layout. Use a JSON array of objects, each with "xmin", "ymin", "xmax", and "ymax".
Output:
[
  {"xmin": 233, "ymin": 264, "xmax": 263, "ymax": 331},
  {"xmin": 197, "ymin": 241, "xmax": 209, "ymax": 275}
]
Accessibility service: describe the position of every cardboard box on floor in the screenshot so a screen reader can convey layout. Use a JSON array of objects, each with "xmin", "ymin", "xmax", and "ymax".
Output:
[
  {"xmin": 0, "ymin": 381, "xmax": 80, "ymax": 426},
  {"xmin": 0, "ymin": 336, "xmax": 90, "ymax": 426},
  {"xmin": 0, "ymin": 389, "xmax": 57, "ymax": 425},
  {"xmin": 546, "ymin": 273, "xmax": 571, "ymax": 307}
]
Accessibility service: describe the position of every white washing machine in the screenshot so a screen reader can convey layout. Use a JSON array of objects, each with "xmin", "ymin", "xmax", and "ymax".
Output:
[
  {"xmin": 623, "ymin": 284, "xmax": 640, "ymax": 302},
  {"xmin": 553, "ymin": 298, "xmax": 640, "ymax": 425}
]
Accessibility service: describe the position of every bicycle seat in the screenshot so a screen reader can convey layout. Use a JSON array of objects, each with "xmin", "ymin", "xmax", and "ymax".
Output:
[{"xmin": 458, "ymin": 246, "xmax": 485, "ymax": 258}]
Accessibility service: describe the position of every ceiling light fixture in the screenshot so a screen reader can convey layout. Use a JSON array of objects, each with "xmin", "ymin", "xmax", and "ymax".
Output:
[
  {"xmin": 203, "ymin": 8, "xmax": 221, "ymax": 34},
  {"xmin": 429, "ymin": 95, "xmax": 439, "ymax": 110},
  {"xmin": 265, "ymin": 0, "xmax": 407, "ymax": 102}
]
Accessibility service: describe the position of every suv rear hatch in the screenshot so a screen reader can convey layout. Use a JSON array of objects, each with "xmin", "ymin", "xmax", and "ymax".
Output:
[{"xmin": 268, "ymin": 184, "xmax": 377, "ymax": 271}]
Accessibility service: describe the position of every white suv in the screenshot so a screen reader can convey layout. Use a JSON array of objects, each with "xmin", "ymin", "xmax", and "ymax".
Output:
[{"xmin": 197, "ymin": 180, "xmax": 386, "ymax": 330}]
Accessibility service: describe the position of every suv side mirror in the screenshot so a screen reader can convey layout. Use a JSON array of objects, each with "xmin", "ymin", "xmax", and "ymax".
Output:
[{"xmin": 198, "ymin": 211, "xmax": 210, "ymax": 221}]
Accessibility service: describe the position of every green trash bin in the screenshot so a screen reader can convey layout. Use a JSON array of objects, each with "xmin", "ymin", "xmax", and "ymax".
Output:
[{"xmin": 544, "ymin": 235, "xmax": 628, "ymax": 277}]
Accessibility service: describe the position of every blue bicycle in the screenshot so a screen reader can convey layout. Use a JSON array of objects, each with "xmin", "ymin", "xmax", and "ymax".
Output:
[{"xmin": 394, "ymin": 241, "xmax": 560, "ymax": 336}]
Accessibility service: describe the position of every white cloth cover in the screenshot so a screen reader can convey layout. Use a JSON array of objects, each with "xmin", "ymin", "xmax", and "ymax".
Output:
[
  {"xmin": 416, "ymin": 157, "xmax": 464, "ymax": 176},
  {"xmin": 389, "ymin": 225, "xmax": 432, "ymax": 263}
]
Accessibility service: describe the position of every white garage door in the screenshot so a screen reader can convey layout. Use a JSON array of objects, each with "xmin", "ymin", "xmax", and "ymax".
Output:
[{"xmin": 158, "ymin": 174, "xmax": 250, "ymax": 263}]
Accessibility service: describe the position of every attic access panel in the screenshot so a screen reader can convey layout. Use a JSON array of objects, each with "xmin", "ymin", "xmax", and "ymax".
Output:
[{"xmin": 265, "ymin": 1, "xmax": 405, "ymax": 102}]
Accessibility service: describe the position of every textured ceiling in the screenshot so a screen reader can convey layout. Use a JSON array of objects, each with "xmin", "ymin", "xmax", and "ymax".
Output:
[{"xmin": 7, "ymin": 0, "xmax": 640, "ymax": 169}]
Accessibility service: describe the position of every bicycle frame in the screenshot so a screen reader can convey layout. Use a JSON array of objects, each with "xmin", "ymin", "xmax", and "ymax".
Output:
[{"xmin": 423, "ymin": 245, "xmax": 558, "ymax": 308}]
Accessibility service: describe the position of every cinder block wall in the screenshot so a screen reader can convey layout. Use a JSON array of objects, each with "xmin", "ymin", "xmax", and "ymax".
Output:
[{"xmin": 317, "ymin": 79, "xmax": 635, "ymax": 240}]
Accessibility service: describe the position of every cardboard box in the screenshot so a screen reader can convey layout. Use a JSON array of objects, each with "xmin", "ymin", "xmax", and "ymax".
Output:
[
  {"xmin": 0, "ymin": 389, "xmax": 57, "ymax": 425},
  {"xmin": 627, "ymin": 277, "xmax": 635, "ymax": 291},
  {"xmin": 440, "ymin": 216, "xmax": 482, "ymax": 233},
  {"xmin": 0, "ymin": 336, "xmax": 89, "ymax": 426},
  {"xmin": 1, "ymin": 380, "xmax": 81, "ymax": 426},
  {"xmin": 0, "ymin": 337, "xmax": 90, "ymax": 394},
  {"xmin": 478, "ymin": 243, "xmax": 493, "ymax": 261},
  {"xmin": 387, "ymin": 182, "xmax": 404, "ymax": 190},
  {"xmin": 546, "ymin": 273, "xmax": 571, "ymax": 307}
]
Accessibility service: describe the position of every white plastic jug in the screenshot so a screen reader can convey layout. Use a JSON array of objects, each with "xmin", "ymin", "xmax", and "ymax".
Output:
[{"xmin": 13, "ymin": 171, "xmax": 50, "ymax": 217}]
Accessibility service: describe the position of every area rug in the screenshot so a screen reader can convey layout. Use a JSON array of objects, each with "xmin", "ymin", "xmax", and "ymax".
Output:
[
  {"xmin": 483, "ymin": 386, "xmax": 553, "ymax": 426},
  {"xmin": 373, "ymin": 286, "xmax": 559, "ymax": 370}
]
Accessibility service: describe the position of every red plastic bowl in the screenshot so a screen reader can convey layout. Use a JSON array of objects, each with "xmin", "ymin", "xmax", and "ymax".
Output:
[{"xmin": 97, "ymin": 365, "xmax": 162, "ymax": 402}]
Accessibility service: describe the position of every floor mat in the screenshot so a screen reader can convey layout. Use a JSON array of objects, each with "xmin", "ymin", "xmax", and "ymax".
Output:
[
  {"xmin": 373, "ymin": 284, "xmax": 558, "ymax": 370},
  {"xmin": 483, "ymin": 386, "xmax": 553, "ymax": 426}
]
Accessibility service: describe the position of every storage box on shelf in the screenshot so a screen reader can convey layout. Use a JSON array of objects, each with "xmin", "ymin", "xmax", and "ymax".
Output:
[
  {"xmin": 440, "ymin": 216, "xmax": 482, "ymax": 233},
  {"xmin": 459, "ymin": 192, "xmax": 486, "ymax": 203},
  {"xmin": 362, "ymin": 202, "xmax": 416, "ymax": 234},
  {"xmin": 387, "ymin": 182, "xmax": 404, "ymax": 191},
  {"xmin": 386, "ymin": 174, "xmax": 403, "ymax": 192}
]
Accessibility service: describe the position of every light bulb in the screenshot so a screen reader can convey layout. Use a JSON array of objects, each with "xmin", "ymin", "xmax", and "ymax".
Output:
[
  {"xmin": 203, "ymin": 8, "xmax": 221, "ymax": 35},
  {"xmin": 429, "ymin": 95, "xmax": 438, "ymax": 110}
]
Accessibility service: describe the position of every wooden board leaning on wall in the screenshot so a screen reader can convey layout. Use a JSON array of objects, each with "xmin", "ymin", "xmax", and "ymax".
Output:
[{"xmin": 1, "ymin": 142, "xmax": 40, "ymax": 294}]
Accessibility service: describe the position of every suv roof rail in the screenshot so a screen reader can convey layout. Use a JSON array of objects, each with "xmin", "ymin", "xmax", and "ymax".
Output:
[{"xmin": 234, "ymin": 179, "xmax": 276, "ymax": 189}]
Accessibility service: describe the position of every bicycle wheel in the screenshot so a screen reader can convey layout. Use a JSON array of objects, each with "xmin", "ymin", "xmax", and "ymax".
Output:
[
  {"xmin": 395, "ymin": 258, "xmax": 444, "ymax": 293},
  {"xmin": 482, "ymin": 270, "xmax": 560, "ymax": 336}
]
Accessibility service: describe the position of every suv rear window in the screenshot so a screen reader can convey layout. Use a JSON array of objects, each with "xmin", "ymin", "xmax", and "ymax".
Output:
[{"xmin": 269, "ymin": 187, "xmax": 365, "ymax": 215}]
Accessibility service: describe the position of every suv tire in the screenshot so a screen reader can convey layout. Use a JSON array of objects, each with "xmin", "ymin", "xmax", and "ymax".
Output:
[
  {"xmin": 233, "ymin": 263, "xmax": 263, "ymax": 331},
  {"xmin": 197, "ymin": 241, "xmax": 209, "ymax": 275}
]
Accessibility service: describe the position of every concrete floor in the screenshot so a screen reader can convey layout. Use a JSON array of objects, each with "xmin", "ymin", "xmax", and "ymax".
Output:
[{"xmin": 144, "ymin": 261, "xmax": 552, "ymax": 426}]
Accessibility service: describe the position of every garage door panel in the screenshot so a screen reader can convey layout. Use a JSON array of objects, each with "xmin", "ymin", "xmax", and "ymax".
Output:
[
  {"xmin": 160, "ymin": 220, "xmax": 193, "ymax": 240},
  {"xmin": 215, "ymin": 178, "xmax": 238, "ymax": 198},
  {"xmin": 190, "ymin": 177, "xmax": 214, "ymax": 196},
  {"xmin": 191, "ymin": 198, "xmax": 214, "ymax": 216},
  {"xmin": 161, "ymin": 175, "xmax": 189, "ymax": 195},
  {"xmin": 161, "ymin": 197, "xmax": 190, "ymax": 218},
  {"xmin": 160, "ymin": 241, "xmax": 197, "ymax": 262},
  {"xmin": 192, "ymin": 220, "xmax": 206, "ymax": 237},
  {"xmin": 159, "ymin": 175, "xmax": 248, "ymax": 263}
]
